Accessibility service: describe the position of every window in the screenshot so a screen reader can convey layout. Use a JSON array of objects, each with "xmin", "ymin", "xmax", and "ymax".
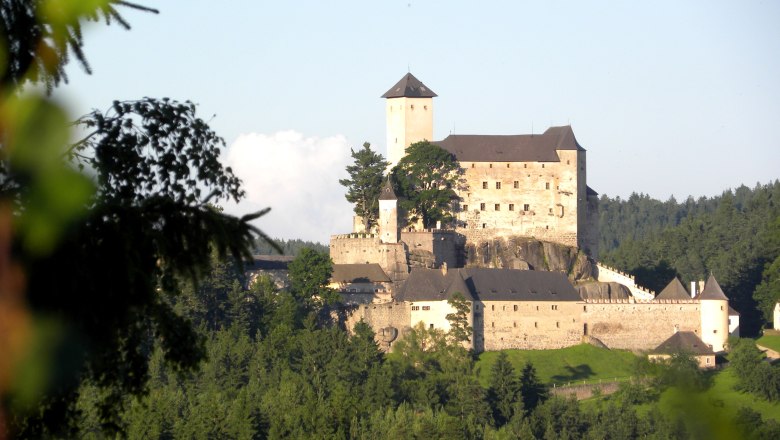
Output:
[
  {"xmin": 524, "ymin": 164, "xmax": 527, "ymax": 168},
  {"xmin": 495, "ymin": 204, "xmax": 500, "ymax": 211},
  {"xmin": 430, "ymin": 323, "xmax": 434, "ymax": 329},
  {"xmin": 536, "ymin": 306, "xmax": 539, "ymax": 311},
  {"xmin": 506, "ymin": 164, "xmax": 510, "ymax": 168},
  {"xmin": 567, "ymin": 160, "xmax": 570, "ymax": 165},
  {"xmin": 491, "ymin": 322, "xmax": 495, "ymax": 327},
  {"xmin": 482, "ymin": 223, "xmax": 487, "ymax": 228},
  {"xmin": 713, "ymin": 330, "xmax": 717, "ymax": 334},
  {"xmin": 502, "ymin": 306, "xmax": 506, "ymax": 311},
  {"xmin": 549, "ymin": 208, "xmax": 553, "ymax": 214},
  {"xmin": 552, "ymin": 305, "xmax": 558, "ymax": 310},
  {"xmin": 496, "ymin": 182, "xmax": 501, "ymax": 189},
  {"xmin": 462, "ymin": 204, "xmax": 468, "ymax": 211},
  {"xmin": 524, "ymin": 204, "xmax": 530, "ymax": 212},
  {"xmin": 556, "ymin": 322, "xmax": 560, "ymax": 328},
  {"xmin": 542, "ymin": 164, "xmax": 545, "ymax": 168},
  {"xmin": 480, "ymin": 203, "xmax": 485, "ymax": 211},
  {"xmin": 411, "ymin": 306, "xmax": 420, "ymax": 311},
  {"xmin": 583, "ymin": 306, "xmax": 587, "ymax": 312},
  {"xmin": 482, "ymin": 181, "xmax": 488, "ymax": 189},
  {"xmin": 489, "ymin": 164, "xmax": 493, "ymax": 168},
  {"xmin": 491, "ymin": 305, "xmax": 495, "ymax": 311},
  {"xmin": 545, "ymin": 182, "xmax": 550, "ymax": 190},
  {"xmin": 422, "ymin": 306, "xmax": 431, "ymax": 311},
  {"xmin": 509, "ymin": 204, "xmax": 514, "ymax": 211},
  {"xmin": 471, "ymin": 163, "xmax": 475, "ymax": 168},
  {"xmin": 513, "ymin": 305, "xmax": 518, "ymax": 311},
  {"xmin": 534, "ymin": 322, "xmax": 538, "ymax": 328},
  {"xmin": 410, "ymin": 104, "xmax": 414, "ymax": 110},
  {"xmin": 513, "ymin": 322, "xmax": 517, "ymax": 327},
  {"xmin": 514, "ymin": 181, "xmax": 519, "ymax": 188}
]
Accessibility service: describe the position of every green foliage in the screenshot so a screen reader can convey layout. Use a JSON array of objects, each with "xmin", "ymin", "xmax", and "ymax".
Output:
[
  {"xmin": 520, "ymin": 362, "xmax": 549, "ymax": 414},
  {"xmin": 391, "ymin": 140, "xmax": 463, "ymax": 228},
  {"xmin": 339, "ymin": 142, "xmax": 389, "ymax": 231},
  {"xmin": 287, "ymin": 247, "xmax": 338, "ymax": 310},
  {"xmin": 728, "ymin": 338, "xmax": 780, "ymax": 401},
  {"xmin": 487, "ymin": 352, "xmax": 522, "ymax": 427},
  {"xmin": 445, "ymin": 292, "xmax": 473, "ymax": 345},
  {"xmin": 0, "ymin": 0, "xmax": 158, "ymax": 92}
]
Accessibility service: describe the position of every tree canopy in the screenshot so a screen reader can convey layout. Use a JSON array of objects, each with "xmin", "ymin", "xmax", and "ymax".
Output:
[
  {"xmin": 0, "ymin": 3, "xmax": 274, "ymax": 436},
  {"xmin": 339, "ymin": 142, "xmax": 389, "ymax": 231},
  {"xmin": 391, "ymin": 140, "xmax": 462, "ymax": 229}
]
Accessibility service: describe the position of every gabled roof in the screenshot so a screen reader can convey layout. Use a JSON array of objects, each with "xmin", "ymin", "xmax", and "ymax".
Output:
[
  {"xmin": 728, "ymin": 305, "xmax": 740, "ymax": 316},
  {"xmin": 655, "ymin": 278, "xmax": 691, "ymax": 301},
  {"xmin": 650, "ymin": 331, "xmax": 714, "ymax": 356},
  {"xmin": 397, "ymin": 267, "xmax": 579, "ymax": 302},
  {"xmin": 397, "ymin": 268, "xmax": 473, "ymax": 302},
  {"xmin": 586, "ymin": 186, "xmax": 599, "ymax": 196},
  {"xmin": 378, "ymin": 178, "xmax": 397, "ymax": 200},
  {"xmin": 698, "ymin": 274, "xmax": 728, "ymax": 301},
  {"xmin": 332, "ymin": 264, "xmax": 390, "ymax": 283},
  {"xmin": 434, "ymin": 126, "xmax": 584, "ymax": 163},
  {"xmin": 381, "ymin": 73, "xmax": 437, "ymax": 98}
]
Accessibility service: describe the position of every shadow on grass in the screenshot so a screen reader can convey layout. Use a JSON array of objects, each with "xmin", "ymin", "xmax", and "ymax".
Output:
[{"xmin": 551, "ymin": 364, "xmax": 595, "ymax": 382}]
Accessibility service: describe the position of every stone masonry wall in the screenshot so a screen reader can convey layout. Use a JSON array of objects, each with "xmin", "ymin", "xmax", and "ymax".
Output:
[
  {"xmin": 475, "ymin": 301, "xmax": 584, "ymax": 351},
  {"xmin": 343, "ymin": 302, "xmax": 411, "ymax": 351},
  {"xmin": 455, "ymin": 152, "xmax": 581, "ymax": 249},
  {"xmin": 583, "ymin": 300, "xmax": 701, "ymax": 351}
]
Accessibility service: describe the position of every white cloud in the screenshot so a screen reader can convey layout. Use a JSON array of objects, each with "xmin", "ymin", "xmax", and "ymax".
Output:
[{"xmin": 222, "ymin": 130, "xmax": 354, "ymax": 245}]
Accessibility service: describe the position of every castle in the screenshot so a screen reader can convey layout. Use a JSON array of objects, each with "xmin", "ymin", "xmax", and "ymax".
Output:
[{"xmin": 330, "ymin": 73, "xmax": 736, "ymax": 356}]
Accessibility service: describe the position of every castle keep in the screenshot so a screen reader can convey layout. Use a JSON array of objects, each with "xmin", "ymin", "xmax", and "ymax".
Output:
[
  {"xmin": 383, "ymin": 73, "xmax": 600, "ymax": 257},
  {"xmin": 330, "ymin": 73, "xmax": 736, "ymax": 355}
]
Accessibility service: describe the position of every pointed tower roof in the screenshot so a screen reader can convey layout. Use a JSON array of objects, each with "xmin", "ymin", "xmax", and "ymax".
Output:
[
  {"xmin": 656, "ymin": 277, "xmax": 691, "ymax": 300},
  {"xmin": 381, "ymin": 72, "xmax": 437, "ymax": 98},
  {"xmin": 698, "ymin": 274, "xmax": 728, "ymax": 300},
  {"xmin": 378, "ymin": 178, "xmax": 397, "ymax": 200}
]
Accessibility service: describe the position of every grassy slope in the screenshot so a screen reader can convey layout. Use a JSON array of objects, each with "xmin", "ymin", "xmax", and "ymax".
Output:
[
  {"xmin": 757, "ymin": 334, "xmax": 780, "ymax": 352},
  {"xmin": 475, "ymin": 344, "xmax": 637, "ymax": 387}
]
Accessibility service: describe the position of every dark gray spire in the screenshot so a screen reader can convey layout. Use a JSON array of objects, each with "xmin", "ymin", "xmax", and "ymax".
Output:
[{"xmin": 378, "ymin": 178, "xmax": 397, "ymax": 200}]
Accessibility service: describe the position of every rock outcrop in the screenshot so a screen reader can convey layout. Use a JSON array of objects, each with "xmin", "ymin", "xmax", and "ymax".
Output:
[
  {"xmin": 576, "ymin": 282, "xmax": 632, "ymax": 300},
  {"xmin": 463, "ymin": 236, "xmax": 597, "ymax": 281}
]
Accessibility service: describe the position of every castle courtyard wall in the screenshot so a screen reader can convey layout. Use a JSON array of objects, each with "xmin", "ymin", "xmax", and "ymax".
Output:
[
  {"xmin": 343, "ymin": 302, "xmax": 411, "ymax": 351},
  {"xmin": 583, "ymin": 300, "xmax": 701, "ymax": 351},
  {"xmin": 476, "ymin": 301, "xmax": 584, "ymax": 351}
]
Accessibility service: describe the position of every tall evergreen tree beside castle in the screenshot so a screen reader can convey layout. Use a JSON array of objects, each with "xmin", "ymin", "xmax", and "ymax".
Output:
[
  {"xmin": 339, "ymin": 142, "xmax": 389, "ymax": 231},
  {"xmin": 391, "ymin": 140, "xmax": 463, "ymax": 229}
]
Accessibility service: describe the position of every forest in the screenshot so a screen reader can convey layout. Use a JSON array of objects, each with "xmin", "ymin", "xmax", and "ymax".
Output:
[{"xmin": 67, "ymin": 256, "xmax": 780, "ymax": 439}]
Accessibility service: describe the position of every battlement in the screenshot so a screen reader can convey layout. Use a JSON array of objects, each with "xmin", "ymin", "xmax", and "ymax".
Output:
[{"xmin": 330, "ymin": 233, "xmax": 378, "ymax": 241}]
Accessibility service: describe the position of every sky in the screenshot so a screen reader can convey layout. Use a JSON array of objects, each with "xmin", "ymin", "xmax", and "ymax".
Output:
[{"xmin": 55, "ymin": 0, "xmax": 780, "ymax": 244}]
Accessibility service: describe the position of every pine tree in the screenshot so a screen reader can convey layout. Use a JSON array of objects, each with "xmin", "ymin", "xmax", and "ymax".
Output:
[
  {"xmin": 488, "ymin": 352, "xmax": 521, "ymax": 427},
  {"xmin": 339, "ymin": 142, "xmax": 389, "ymax": 231},
  {"xmin": 520, "ymin": 362, "xmax": 549, "ymax": 414}
]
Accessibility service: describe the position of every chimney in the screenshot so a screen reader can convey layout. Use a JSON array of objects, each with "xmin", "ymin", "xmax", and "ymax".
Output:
[
  {"xmin": 690, "ymin": 281, "xmax": 697, "ymax": 298},
  {"xmin": 698, "ymin": 280, "xmax": 705, "ymax": 293},
  {"xmin": 441, "ymin": 262, "xmax": 448, "ymax": 276}
]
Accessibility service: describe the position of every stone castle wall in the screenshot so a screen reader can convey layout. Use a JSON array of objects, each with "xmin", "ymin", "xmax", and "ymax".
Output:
[
  {"xmin": 454, "ymin": 150, "xmax": 584, "ymax": 250},
  {"xmin": 583, "ymin": 300, "xmax": 701, "ymax": 350},
  {"xmin": 595, "ymin": 264, "xmax": 656, "ymax": 300},
  {"xmin": 343, "ymin": 302, "xmax": 411, "ymax": 351},
  {"xmin": 342, "ymin": 297, "xmax": 711, "ymax": 353},
  {"xmin": 329, "ymin": 235, "xmax": 410, "ymax": 283},
  {"xmin": 475, "ymin": 300, "xmax": 584, "ymax": 351},
  {"xmin": 400, "ymin": 230, "xmax": 460, "ymax": 269}
]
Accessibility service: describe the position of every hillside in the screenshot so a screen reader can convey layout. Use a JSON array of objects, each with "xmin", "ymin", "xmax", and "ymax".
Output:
[{"xmin": 476, "ymin": 344, "xmax": 637, "ymax": 387}]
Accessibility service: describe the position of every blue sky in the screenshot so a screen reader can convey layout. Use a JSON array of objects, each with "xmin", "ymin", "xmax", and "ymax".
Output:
[{"xmin": 56, "ymin": 1, "xmax": 780, "ymax": 243}]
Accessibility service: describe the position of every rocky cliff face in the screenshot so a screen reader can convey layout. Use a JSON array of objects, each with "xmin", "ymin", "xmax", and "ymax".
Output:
[
  {"xmin": 577, "ymin": 282, "xmax": 632, "ymax": 300},
  {"xmin": 463, "ymin": 236, "xmax": 597, "ymax": 281}
]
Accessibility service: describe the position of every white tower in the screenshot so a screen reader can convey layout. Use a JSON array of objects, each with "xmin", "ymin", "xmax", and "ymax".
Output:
[
  {"xmin": 698, "ymin": 274, "xmax": 730, "ymax": 352},
  {"xmin": 382, "ymin": 73, "xmax": 436, "ymax": 168},
  {"xmin": 378, "ymin": 179, "xmax": 399, "ymax": 244}
]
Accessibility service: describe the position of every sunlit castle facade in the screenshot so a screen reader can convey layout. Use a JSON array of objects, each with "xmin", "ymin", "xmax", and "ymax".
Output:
[{"xmin": 382, "ymin": 73, "xmax": 599, "ymax": 258}]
